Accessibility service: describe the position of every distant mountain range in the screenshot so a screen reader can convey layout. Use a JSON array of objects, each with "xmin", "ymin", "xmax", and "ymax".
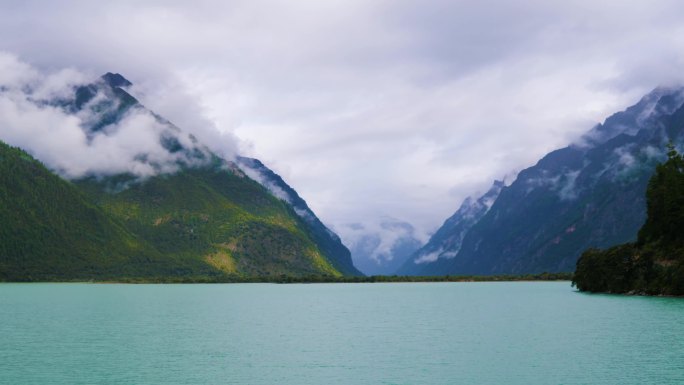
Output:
[
  {"xmin": 401, "ymin": 87, "xmax": 684, "ymax": 276},
  {"xmin": 5, "ymin": 71, "xmax": 683, "ymax": 280},
  {"xmin": 0, "ymin": 73, "xmax": 362, "ymax": 281},
  {"xmin": 346, "ymin": 220, "xmax": 422, "ymax": 276}
]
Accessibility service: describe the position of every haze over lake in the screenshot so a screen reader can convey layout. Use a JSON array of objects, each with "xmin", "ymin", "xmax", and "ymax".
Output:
[{"xmin": 2, "ymin": 282, "xmax": 683, "ymax": 385}]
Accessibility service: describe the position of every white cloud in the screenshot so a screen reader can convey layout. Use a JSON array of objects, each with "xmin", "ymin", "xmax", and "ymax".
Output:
[
  {"xmin": 0, "ymin": 53, "xmax": 223, "ymax": 179},
  {"xmin": 0, "ymin": 52, "xmax": 38, "ymax": 88},
  {"xmin": 558, "ymin": 170, "xmax": 581, "ymax": 201},
  {"xmin": 238, "ymin": 163, "xmax": 292, "ymax": 203},
  {"xmin": 414, "ymin": 249, "xmax": 442, "ymax": 265},
  {"xmin": 1, "ymin": 1, "xmax": 684, "ymax": 242},
  {"xmin": 340, "ymin": 218, "xmax": 426, "ymax": 265},
  {"xmin": 127, "ymin": 75, "xmax": 241, "ymax": 162}
]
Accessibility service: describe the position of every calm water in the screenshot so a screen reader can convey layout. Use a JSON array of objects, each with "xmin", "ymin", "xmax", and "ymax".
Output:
[{"xmin": 1, "ymin": 282, "xmax": 683, "ymax": 385}]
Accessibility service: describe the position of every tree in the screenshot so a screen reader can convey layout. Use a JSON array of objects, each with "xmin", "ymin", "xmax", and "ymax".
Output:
[{"xmin": 638, "ymin": 142, "xmax": 684, "ymax": 245}]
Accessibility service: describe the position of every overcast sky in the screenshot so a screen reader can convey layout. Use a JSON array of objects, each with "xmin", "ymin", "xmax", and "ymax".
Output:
[{"xmin": 2, "ymin": 0, "xmax": 684, "ymax": 243}]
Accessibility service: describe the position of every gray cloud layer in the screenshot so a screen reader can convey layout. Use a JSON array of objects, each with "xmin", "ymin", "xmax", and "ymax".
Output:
[
  {"xmin": 0, "ymin": 53, "xmax": 237, "ymax": 179},
  {"xmin": 2, "ymin": 0, "xmax": 684, "ymax": 244}
]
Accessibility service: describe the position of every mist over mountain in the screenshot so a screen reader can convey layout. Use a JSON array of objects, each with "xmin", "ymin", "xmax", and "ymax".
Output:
[
  {"xmin": 6, "ymin": 49, "xmax": 684, "ymax": 280},
  {"xmin": 343, "ymin": 220, "xmax": 423, "ymax": 276},
  {"xmin": 0, "ymin": 53, "xmax": 237, "ymax": 180},
  {"xmin": 397, "ymin": 181, "xmax": 503, "ymax": 275},
  {"xmin": 401, "ymin": 86, "xmax": 684, "ymax": 276},
  {"xmin": 0, "ymin": 59, "xmax": 361, "ymax": 279}
]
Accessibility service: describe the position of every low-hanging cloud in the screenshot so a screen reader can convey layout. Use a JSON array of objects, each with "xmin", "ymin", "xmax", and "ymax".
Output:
[
  {"xmin": 3, "ymin": 1, "xmax": 684, "ymax": 245},
  {"xmin": 128, "ymin": 76, "xmax": 241, "ymax": 162},
  {"xmin": 339, "ymin": 217, "xmax": 426, "ymax": 266},
  {"xmin": 0, "ymin": 52, "xmax": 239, "ymax": 180}
]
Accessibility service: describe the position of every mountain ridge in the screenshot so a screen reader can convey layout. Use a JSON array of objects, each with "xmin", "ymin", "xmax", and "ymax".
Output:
[
  {"xmin": 0, "ymin": 73, "xmax": 362, "ymax": 280},
  {"xmin": 397, "ymin": 180, "xmax": 503, "ymax": 275},
  {"xmin": 400, "ymin": 86, "xmax": 684, "ymax": 276}
]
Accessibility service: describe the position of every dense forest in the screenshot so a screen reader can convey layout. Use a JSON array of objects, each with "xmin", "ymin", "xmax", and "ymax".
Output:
[
  {"xmin": 573, "ymin": 144, "xmax": 684, "ymax": 295},
  {"xmin": 0, "ymin": 140, "xmax": 351, "ymax": 281},
  {"xmin": 0, "ymin": 141, "xmax": 171, "ymax": 280}
]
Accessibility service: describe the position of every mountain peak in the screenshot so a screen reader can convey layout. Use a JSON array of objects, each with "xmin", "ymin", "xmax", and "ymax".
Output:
[
  {"xmin": 101, "ymin": 72, "xmax": 132, "ymax": 88},
  {"xmin": 577, "ymin": 85, "xmax": 684, "ymax": 148}
]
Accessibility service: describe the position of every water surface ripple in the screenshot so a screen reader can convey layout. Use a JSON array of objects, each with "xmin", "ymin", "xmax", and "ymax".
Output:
[{"xmin": 1, "ymin": 282, "xmax": 683, "ymax": 384}]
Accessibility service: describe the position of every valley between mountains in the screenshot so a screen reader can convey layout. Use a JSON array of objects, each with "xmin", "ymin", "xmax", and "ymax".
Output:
[{"xmin": 3, "ymin": 72, "xmax": 684, "ymax": 286}]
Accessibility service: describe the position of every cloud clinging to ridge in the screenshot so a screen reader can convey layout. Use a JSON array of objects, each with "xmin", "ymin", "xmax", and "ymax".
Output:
[
  {"xmin": 2, "ymin": 0, "xmax": 684, "ymax": 246},
  {"xmin": 0, "ymin": 53, "xmax": 238, "ymax": 179}
]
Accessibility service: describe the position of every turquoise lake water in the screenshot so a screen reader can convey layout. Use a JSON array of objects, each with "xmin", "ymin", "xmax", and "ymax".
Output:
[{"xmin": 1, "ymin": 282, "xmax": 683, "ymax": 385}]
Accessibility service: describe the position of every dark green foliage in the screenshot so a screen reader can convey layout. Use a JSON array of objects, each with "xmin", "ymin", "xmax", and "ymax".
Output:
[
  {"xmin": 102, "ymin": 271, "xmax": 574, "ymax": 284},
  {"xmin": 638, "ymin": 143, "xmax": 684, "ymax": 246},
  {"xmin": 0, "ymin": 141, "xmax": 174, "ymax": 281},
  {"xmin": 573, "ymin": 146, "xmax": 684, "ymax": 296},
  {"xmin": 573, "ymin": 244, "xmax": 647, "ymax": 294},
  {"xmin": 75, "ymin": 165, "xmax": 345, "ymax": 278},
  {"xmin": 0, "ymin": 141, "xmax": 347, "ymax": 281}
]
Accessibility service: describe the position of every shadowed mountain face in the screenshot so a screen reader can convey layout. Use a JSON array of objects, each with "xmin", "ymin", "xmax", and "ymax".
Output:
[
  {"xmin": 0, "ymin": 73, "xmax": 362, "ymax": 280},
  {"xmin": 401, "ymin": 87, "xmax": 684, "ymax": 276},
  {"xmin": 397, "ymin": 181, "xmax": 503, "ymax": 275}
]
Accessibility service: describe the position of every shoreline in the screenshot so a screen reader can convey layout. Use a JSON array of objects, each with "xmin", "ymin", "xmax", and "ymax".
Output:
[{"xmin": 0, "ymin": 272, "xmax": 574, "ymax": 284}]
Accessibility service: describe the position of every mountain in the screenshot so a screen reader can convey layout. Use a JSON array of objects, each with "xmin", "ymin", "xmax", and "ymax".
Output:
[
  {"xmin": 0, "ymin": 73, "xmax": 361, "ymax": 280},
  {"xmin": 345, "ymin": 220, "xmax": 423, "ymax": 276},
  {"xmin": 397, "ymin": 181, "xmax": 503, "ymax": 275},
  {"xmin": 573, "ymin": 146, "xmax": 684, "ymax": 295},
  {"xmin": 401, "ymin": 86, "xmax": 684, "ymax": 276},
  {"xmin": 0, "ymin": 141, "xmax": 170, "ymax": 281},
  {"xmin": 235, "ymin": 157, "xmax": 361, "ymax": 276}
]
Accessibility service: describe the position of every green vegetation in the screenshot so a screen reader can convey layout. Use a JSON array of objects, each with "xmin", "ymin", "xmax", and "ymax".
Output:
[
  {"xmin": 0, "ymin": 137, "xmax": 574, "ymax": 283},
  {"xmin": 0, "ymin": 141, "xmax": 170, "ymax": 281},
  {"xmin": 76, "ymin": 163, "xmax": 342, "ymax": 278},
  {"xmin": 1, "ymin": 70, "xmax": 359, "ymax": 281},
  {"xmin": 0, "ymin": 141, "xmax": 347, "ymax": 281},
  {"xmin": 573, "ymin": 144, "xmax": 684, "ymax": 295},
  {"xmin": 262, "ymin": 271, "xmax": 573, "ymax": 284},
  {"xmin": 82, "ymin": 272, "xmax": 574, "ymax": 284}
]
